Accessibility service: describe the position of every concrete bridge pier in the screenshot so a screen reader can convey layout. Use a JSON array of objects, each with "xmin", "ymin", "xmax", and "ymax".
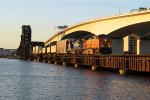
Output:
[
  {"xmin": 137, "ymin": 39, "xmax": 140, "ymax": 54},
  {"xmin": 34, "ymin": 58, "xmax": 37, "ymax": 62},
  {"xmin": 75, "ymin": 64, "xmax": 79, "ymax": 68},
  {"xmin": 119, "ymin": 69, "xmax": 126, "ymax": 75},
  {"xmin": 92, "ymin": 65, "xmax": 97, "ymax": 71},
  {"xmin": 111, "ymin": 38, "xmax": 123, "ymax": 54},
  {"xmin": 140, "ymin": 39, "xmax": 150, "ymax": 54},
  {"xmin": 54, "ymin": 62, "xmax": 57, "ymax": 64},
  {"xmin": 47, "ymin": 57, "xmax": 51, "ymax": 64},
  {"xmin": 119, "ymin": 65, "xmax": 126, "ymax": 75},
  {"xmin": 124, "ymin": 37, "xmax": 150, "ymax": 54},
  {"xmin": 43, "ymin": 59, "xmax": 46, "ymax": 63},
  {"xmin": 36, "ymin": 56, "xmax": 40, "ymax": 62},
  {"xmin": 48, "ymin": 61, "xmax": 51, "ymax": 64},
  {"xmin": 123, "ymin": 35, "xmax": 140, "ymax": 54},
  {"xmin": 123, "ymin": 36, "xmax": 129, "ymax": 53},
  {"xmin": 63, "ymin": 62, "xmax": 66, "ymax": 66}
]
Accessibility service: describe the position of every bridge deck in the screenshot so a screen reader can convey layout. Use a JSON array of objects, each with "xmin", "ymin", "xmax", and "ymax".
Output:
[{"xmin": 40, "ymin": 54, "xmax": 150, "ymax": 73}]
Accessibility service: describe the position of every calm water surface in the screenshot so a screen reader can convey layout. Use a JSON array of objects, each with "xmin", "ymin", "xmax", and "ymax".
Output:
[{"xmin": 0, "ymin": 58, "xmax": 149, "ymax": 100}]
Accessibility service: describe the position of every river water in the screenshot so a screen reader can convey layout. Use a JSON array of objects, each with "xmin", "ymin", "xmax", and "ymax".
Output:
[{"xmin": 0, "ymin": 58, "xmax": 149, "ymax": 100}]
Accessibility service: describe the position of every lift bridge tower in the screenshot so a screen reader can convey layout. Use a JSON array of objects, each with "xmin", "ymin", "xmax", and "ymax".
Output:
[{"xmin": 17, "ymin": 25, "xmax": 31, "ymax": 58}]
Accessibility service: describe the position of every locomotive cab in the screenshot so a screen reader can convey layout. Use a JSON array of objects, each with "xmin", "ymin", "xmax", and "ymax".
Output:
[
  {"xmin": 83, "ymin": 34, "xmax": 112, "ymax": 55},
  {"xmin": 98, "ymin": 35, "xmax": 112, "ymax": 54}
]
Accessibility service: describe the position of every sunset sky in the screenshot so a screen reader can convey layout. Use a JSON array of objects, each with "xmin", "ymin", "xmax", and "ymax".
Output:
[{"xmin": 0, "ymin": 0, "xmax": 149, "ymax": 49}]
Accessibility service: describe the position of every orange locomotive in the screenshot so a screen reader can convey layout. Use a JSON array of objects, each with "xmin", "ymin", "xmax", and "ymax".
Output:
[{"xmin": 83, "ymin": 34, "xmax": 112, "ymax": 55}]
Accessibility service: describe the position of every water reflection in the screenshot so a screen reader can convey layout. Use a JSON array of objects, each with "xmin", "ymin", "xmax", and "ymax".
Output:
[
  {"xmin": 17, "ymin": 61, "xmax": 32, "ymax": 99},
  {"xmin": 0, "ymin": 58, "xmax": 149, "ymax": 100}
]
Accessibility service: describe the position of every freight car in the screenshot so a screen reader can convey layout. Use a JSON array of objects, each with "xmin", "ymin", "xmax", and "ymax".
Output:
[
  {"xmin": 42, "ymin": 47, "xmax": 47, "ymax": 54},
  {"xmin": 56, "ymin": 39, "xmax": 75, "ymax": 54},
  {"xmin": 66, "ymin": 34, "xmax": 112, "ymax": 55},
  {"xmin": 83, "ymin": 34, "xmax": 112, "ymax": 55},
  {"xmin": 68, "ymin": 39, "xmax": 83, "ymax": 54},
  {"xmin": 36, "ymin": 34, "xmax": 112, "ymax": 56},
  {"xmin": 46, "ymin": 43, "xmax": 57, "ymax": 54},
  {"xmin": 46, "ymin": 45, "xmax": 57, "ymax": 54},
  {"xmin": 46, "ymin": 41, "xmax": 57, "ymax": 54}
]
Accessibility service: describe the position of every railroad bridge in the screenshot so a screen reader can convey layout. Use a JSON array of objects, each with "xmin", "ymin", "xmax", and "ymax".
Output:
[{"xmin": 45, "ymin": 10, "xmax": 150, "ymax": 55}]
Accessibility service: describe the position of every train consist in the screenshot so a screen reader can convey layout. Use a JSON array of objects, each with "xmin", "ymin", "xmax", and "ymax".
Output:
[{"xmin": 33, "ymin": 34, "xmax": 112, "ymax": 55}]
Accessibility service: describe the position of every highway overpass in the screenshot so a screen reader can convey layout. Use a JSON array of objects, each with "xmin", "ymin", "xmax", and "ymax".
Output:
[{"xmin": 45, "ymin": 10, "xmax": 150, "ymax": 54}]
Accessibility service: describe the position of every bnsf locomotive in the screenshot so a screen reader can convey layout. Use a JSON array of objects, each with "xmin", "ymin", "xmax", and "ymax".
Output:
[
  {"xmin": 67, "ymin": 34, "xmax": 112, "ymax": 55},
  {"xmin": 83, "ymin": 34, "xmax": 112, "ymax": 54},
  {"xmin": 35, "ymin": 34, "xmax": 112, "ymax": 55}
]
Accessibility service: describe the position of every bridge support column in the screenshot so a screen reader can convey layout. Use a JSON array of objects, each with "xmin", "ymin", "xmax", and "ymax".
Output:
[
  {"xmin": 137, "ymin": 39, "xmax": 140, "ymax": 54},
  {"xmin": 92, "ymin": 66, "xmax": 97, "ymax": 71},
  {"xmin": 63, "ymin": 62, "xmax": 66, "ymax": 66},
  {"xmin": 36, "ymin": 56, "xmax": 40, "ymax": 62},
  {"xmin": 140, "ymin": 39, "xmax": 150, "ymax": 54},
  {"xmin": 123, "ymin": 34, "xmax": 140, "ymax": 54},
  {"xmin": 111, "ymin": 39, "xmax": 123, "ymax": 54},
  {"xmin": 43, "ymin": 59, "xmax": 46, "ymax": 63},
  {"xmin": 75, "ymin": 64, "xmax": 78, "ymax": 68},
  {"xmin": 119, "ymin": 70, "xmax": 126, "ymax": 75},
  {"xmin": 123, "ymin": 36, "xmax": 129, "ymax": 52},
  {"xmin": 54, "ymin": 62, "xmax": 57, "ymax": 65},
  {"xmin": 48, "ymin": 61, "xmax": 51, "ymax": 64},
  {"xmin": 34, "ymin": 58, "xmax": 37, "ymax": 62}
]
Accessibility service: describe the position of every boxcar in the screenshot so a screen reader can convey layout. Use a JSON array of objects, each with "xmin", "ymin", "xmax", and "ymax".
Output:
[{"xmin": 51, "ymin": 45, "xmax": 56, "ymax": 54}]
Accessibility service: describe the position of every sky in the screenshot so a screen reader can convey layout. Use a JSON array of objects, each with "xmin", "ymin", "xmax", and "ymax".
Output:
[{"xmin": 0, "ymin": 0, "xmax": 150, "ymax": 49}]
